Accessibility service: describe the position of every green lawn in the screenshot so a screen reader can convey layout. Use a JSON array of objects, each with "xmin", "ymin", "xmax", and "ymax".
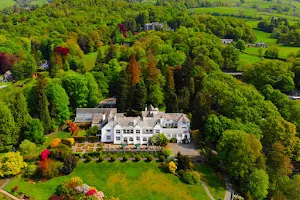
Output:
[
  {"xmin": 240, "ymin": 53, "xmax": 262, "ymax": 64},
  {"xmin": 36, "ymin": 131, "xmax": 72, "ymax": 153},
  {"xmin": 83, "ymin": 52, "xmax": 98, "ymax": 71},
  {"xmin": 196, "ymin": 164, "xmax": 226, "ymax": 200},
  {"xmin": 0, "ymin": 193, "xmax": 11, "ymax": 200},
  {"xmin": 4, "ymin": 161, "xmax": 225, "ymax": 200},
  {"xmin": 0, "ymin": 0, "xmax": 15, "ymax": 9}
]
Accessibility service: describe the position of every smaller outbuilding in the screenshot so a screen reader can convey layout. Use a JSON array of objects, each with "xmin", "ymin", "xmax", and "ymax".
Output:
[
  {"xmin": 3, "ymin": 71, "xmax": 12, "ymax": 82},
  {"xmin": 221, "ymin": 39, "xmax": 234, "ymax": 44}
]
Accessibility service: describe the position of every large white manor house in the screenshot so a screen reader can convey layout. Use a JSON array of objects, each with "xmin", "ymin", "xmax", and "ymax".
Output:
[{"xmin": 75, "ymin": 105, "xmax": 191, "ymax": 145}]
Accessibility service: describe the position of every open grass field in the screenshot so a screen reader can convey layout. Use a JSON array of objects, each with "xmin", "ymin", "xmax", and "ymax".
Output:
[
  {"xmin": 0, "ymin": 0, "xmax": 15, "ymax": 10},
  {"xmin": 240, "ymin": 53, "xmax": 262, "ymax": 64},
  {"xmin": 4, "ymin": 161, "xmax": 225, "ymax": 200}
]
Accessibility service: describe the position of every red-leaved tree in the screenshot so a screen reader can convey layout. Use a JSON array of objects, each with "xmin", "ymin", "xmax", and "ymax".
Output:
[
  {"xmin": 54, "ymin": 47, "xmax": 70, "ymax": 55},
  {"xmin": 40, "ymin": 149, "xmax": 51, "ymax": 161},
  {"xmin": 68, "ymin": 122, "xmax": 77, "ymax": 133},
  {"xmin": 118, "ymin": 24, "xmax": 128, "ymax": 38},
  {"xmin": 0, "ymin": 52, "xmax": 17, "ymax": 74}
]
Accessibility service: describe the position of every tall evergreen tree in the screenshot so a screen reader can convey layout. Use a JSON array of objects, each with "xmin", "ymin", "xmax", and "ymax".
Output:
[
  {"xmin": 166, "ymin": 91, "xmax": 179, "ymax": 113},
  {"xmin": 9, "ymin": 91, "xmax": 31, "ymax": 141},
  {"xmin": 0, "ymin": 102, "xmax": 18, "ymax": 152},
  {"xmin": 86, "ymin": 73, "xmax": 100, "ymax": 107},
  {"xmin": 36, "ymin": 76, "xmax": 52, "ymax": 133},
  {"xmin": 116, "ymin": 69, "xmax": 129, "ymax": 112},
  {"xmin": 133, "ymin": 81, "xmax": 147, "ymax": 111}
]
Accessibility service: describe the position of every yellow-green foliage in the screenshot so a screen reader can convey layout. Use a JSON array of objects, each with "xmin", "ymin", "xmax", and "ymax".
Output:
[
  {"xmin": 168, "ymin": 161, "xmax": 177, "ymax": 174},
  {"xmin": 0, "ymin": 152, "xmax": 27, "ymax": 177}
]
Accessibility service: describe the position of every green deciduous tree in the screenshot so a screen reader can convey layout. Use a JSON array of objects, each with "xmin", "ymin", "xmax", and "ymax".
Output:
[
  {"xmin": 46, "ymin": 81, "xmax": 70, "ymax": 125},
  {"xmin": 24, "ymin": 118, "xmax": 45, "ymax": 144},
  {"xmin": 246, "ymin": 169, "xmax": 269, "ymax": 200},
  {"xmin": 62, "ymin": 72, "xmax": 89, "ymax": 109},
  {"xmin": 217, "ymin": 130, "xmax": 265, "ymax": 180},
  {"xmin": 245, "ymin": 60, "xmax": 295, "ymax": 92},
  {"xmin": 19, "ymin": 139, "xmax": 37, "ymax": 156}
]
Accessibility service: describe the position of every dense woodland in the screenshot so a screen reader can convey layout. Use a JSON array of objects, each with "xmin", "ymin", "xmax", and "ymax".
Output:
[{"xmin": 0, "ymin": 0, "xmax": 300, "ymax": 199}]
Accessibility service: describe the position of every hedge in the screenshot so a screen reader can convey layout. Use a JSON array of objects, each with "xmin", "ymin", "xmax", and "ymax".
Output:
[
  {"xmin": 84, "ymin": 152, "xmax": 100, "ymax": 158},
  {"xmin": 61, "ymin": 139, "xmax": 72, "ymax": 147},
  {"xmin": 87, "ymin": 136, "xmax": 99, "ymax": 143},
  {"xmin": 73, "ymin": 136, "xmax": 86, "ymax": 142}
]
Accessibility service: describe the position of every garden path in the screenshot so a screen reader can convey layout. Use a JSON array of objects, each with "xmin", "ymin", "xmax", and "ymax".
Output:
[
  {"xmin": 201, "ymin": 181, "xmax": 216, "ymax": 200},
  {"xmin": 0, "ymin": 178, "xmax": 21, "ymax": 200},
  {"xmin": 0, "ymin": 189, "xmax": 20, "ymax": 200}
]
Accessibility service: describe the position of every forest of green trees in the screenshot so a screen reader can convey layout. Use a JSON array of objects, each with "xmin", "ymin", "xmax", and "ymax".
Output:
[{"xmin": 1, "ymin": 0, "xmax": 300, "ymax": 199}]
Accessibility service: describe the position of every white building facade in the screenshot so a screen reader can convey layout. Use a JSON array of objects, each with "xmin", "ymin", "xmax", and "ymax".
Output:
[{"xmin": 75, "ymin": 105, "xmax": 191, "ymax": 145}]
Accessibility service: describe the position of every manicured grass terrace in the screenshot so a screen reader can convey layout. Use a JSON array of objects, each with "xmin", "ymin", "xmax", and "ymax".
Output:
[{"xmin": 4, "ymin": 161, "xmax": 225, "ymax": 200}]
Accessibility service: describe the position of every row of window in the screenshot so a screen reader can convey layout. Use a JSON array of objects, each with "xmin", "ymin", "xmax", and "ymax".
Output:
[
  {"xmin": 106, "ymin": 136, "xmax": 148, "ymax": 142},
  {"xmin": 107, "ymin": 134, "xmax": 184, "ymax": 140},
  {"xmin": 114, "ymin": 129, "xmax": 160, "ymax": 134}
]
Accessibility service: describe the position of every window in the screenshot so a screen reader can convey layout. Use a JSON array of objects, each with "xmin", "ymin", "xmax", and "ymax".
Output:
[
  {"xmin": 124, "ymin": 137, "xmax": 128, "ymax": 142},
  {"xmin": 129, "ymin": 137, "xmax": 134, "ymax": 141},
  {"xmin": 167, "ymin": 134, "xmax": 171, "ymax": 138},
  {"xmin": 136, "ymin": 130, "xmax": 140, "ymax": 134},
  {"xmin": 116, "ymin": 137, "xmax": 121, "ymax": 141},
  {"xmin": 178, "ymin": 134, "xmax": 182, "ymax": 137},
  {"xmin": 106, "ymin": 136, "xmax": 111, "ymax": 140},
  {"xmin": 116, "ymin": 130, "xmax": 120, "ymax": 134},
  {"xmin": 155, "ymin": 130, "xmax": 160, "ymax": 133},
  {"xmin": 136, "ymin": 136, "xmax": 140, "ymax": 141},
  {"xmin": 150, "ymin": 130, "xmax": 153, "ymax": 134},
  {"xmin": 106, "ymin": 129, "xmax": 111, "ymax": 132},
  {"xmin": 143, "ymin": 137, "xmax": 147, "ymax": 141},
  {"xmin": 130, "ymin": 130, "xmax": 133, "ymax": 134}
]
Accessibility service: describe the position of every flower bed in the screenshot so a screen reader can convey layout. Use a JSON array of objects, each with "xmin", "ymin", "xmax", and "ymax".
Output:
[
  {"xmin": 87, "ymin": 148, "xmax": 94, "ymax": 152},
  {"xmin": 83, "ymin": 145, "xmax": 88, "ymax": 149},
  {"xmin": 76, "ymin": 148, "xmax": 83, "ymax": 152},
  {"xmin": 89, "ymin": 143, "xmax": 95, "ymax": 147},
  {"xmin": 78, "ymin": 143, "xmax": 85, "ymax": 147}
]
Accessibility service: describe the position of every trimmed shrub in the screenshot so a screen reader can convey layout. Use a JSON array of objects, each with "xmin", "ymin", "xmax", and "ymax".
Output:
[
  {"xmin": 87, "ymin": 136, "xmax": 99, "ymax": 143},
  {"xmin": 170, "ymin": 138, "xmax": 177, "ymax": 143},
  {"xmin": 110, "ymin": 155, "xmax": 116, "ymax": 162},
  {"xmin": 179, "ymin": 170, "xmax": 201, "ymax": 185},
  {"xmin": 159, "ymin": 155, "xmax": 166, "ymax": 162},
  {"xmin": 135, "ymin": 155, "xmax": 141, "ymax": 162},
  {"xmin": 84, "ymin": 152, "xmax": 100, "ymax": 158},
  {"xmin": 72, "ymin": 136, "xmax": 86, "ymax": 143},
  {"xmin": 162, "ymin": 148, "xmax": 172, "ymax": 157},
  {"xmin": 147, "ymin": 155, "xmax": 154, "ymax": 162},
  {"xmin": 98, "ymin": 155, "xmax": 105, "ymax": 162},
  {"xmin": 61, "ymin": 139, "xmax": 72, "ymax": 147},
  {"xmin": 123, "ymin": 155, "xmax": 129, "ymax": 162},
  {"xmin": 73, "ymin": 153, "xmax": 83, "ymax": 158},
  {"xmin": 177, "ymin": 154, "xmax": 194, "ymax": 170},
  {"xmin": 85, "ymin": 156, "xmax": 92, "ymax": 162},
  {"xmin": 24, "ymin": 164, "xmax": 38, "ymax": 177}
]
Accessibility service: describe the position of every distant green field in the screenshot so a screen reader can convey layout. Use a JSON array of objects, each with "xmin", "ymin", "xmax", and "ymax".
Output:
[
  {"xmin": 0, "ymin": 0, "xmax": 15, "ymax": 9},
  {"xmin": 240, "ymin": 53, "xmax": 262, "ymax": 63},
  {"xmin": 189, "ymin": 6, "xmax": 300, "ymax": 22}
]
